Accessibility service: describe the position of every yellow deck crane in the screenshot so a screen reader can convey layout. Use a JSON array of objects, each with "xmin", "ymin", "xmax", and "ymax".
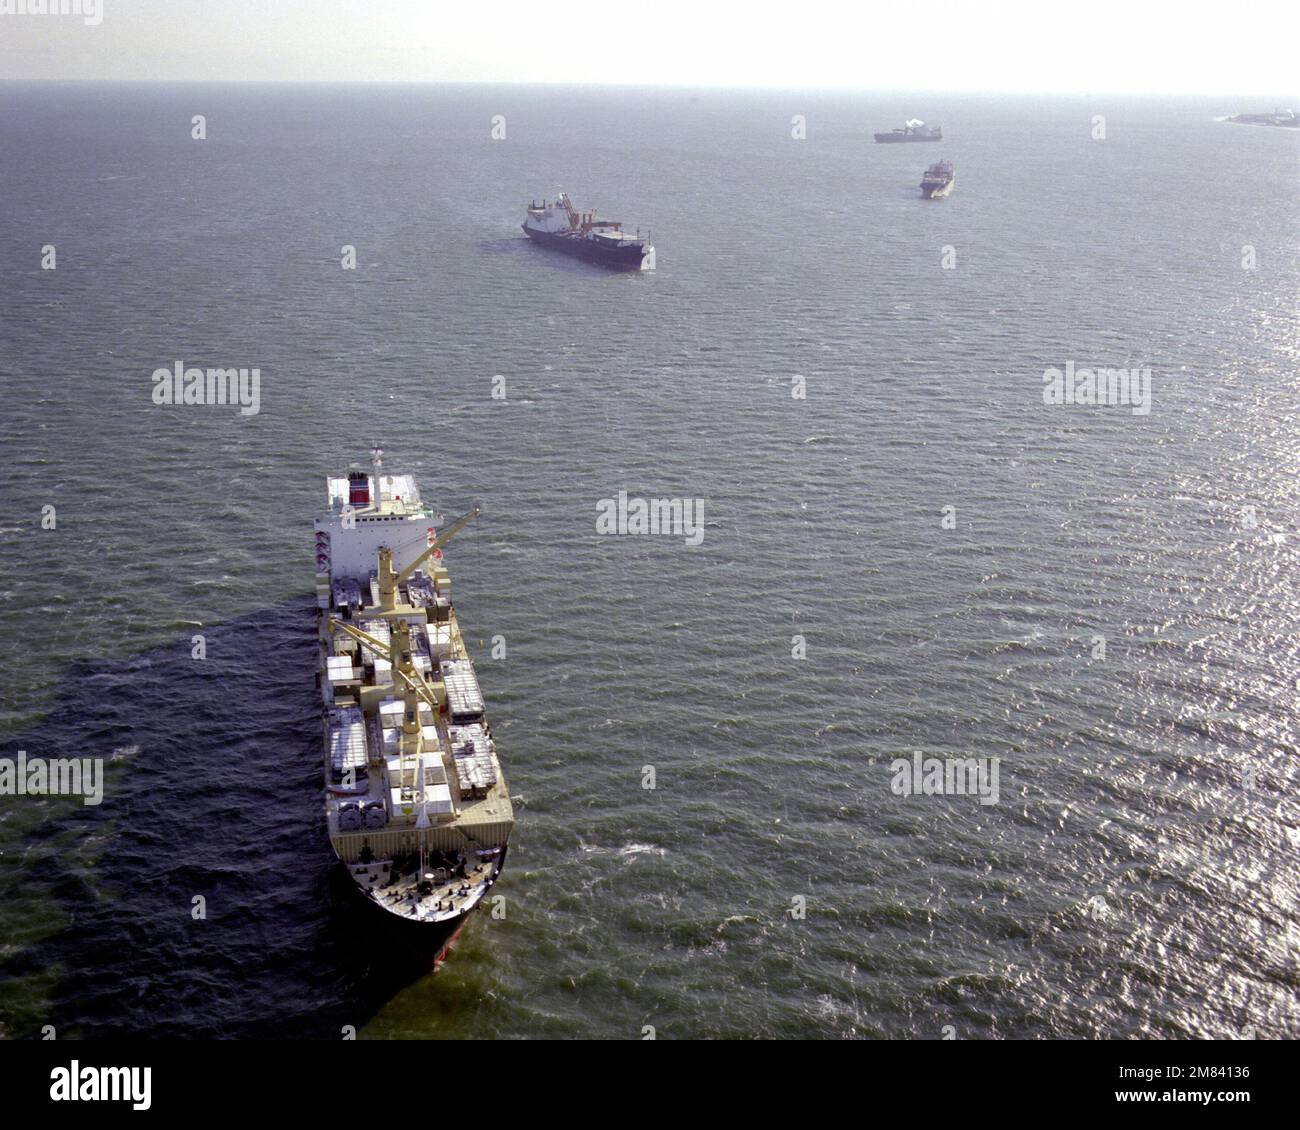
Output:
[
  {"xmin": 324, "ymin": 508, "xmax": 480, "ymax": 845},
  {"xmin": 331, "ymin": 617, "xmax": 449, "ymax": 880},
  {"xmin": 375, "ymin": 507, "xmax": 481, "ymax": 615},
  {"xmin": 328, "ymin": 616, "xmax": 452, "ymax": 827}
]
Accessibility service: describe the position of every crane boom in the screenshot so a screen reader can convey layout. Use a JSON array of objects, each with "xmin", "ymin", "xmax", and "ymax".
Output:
[
  {"xmin": 391, "ymin": 665, "xmax": 441, "ymax": 716},
  {"xmin": 395, "ymin": 507, "xmax": 480, "ymax": 588},
  {"xmin": 376, "ymin": 506, "xmax": 481, "ymax": 612},
  {"xmin": 327, "ymin": 618, "xmax": 390, "ymax": 664},
  {"xmin": 326, "ymin": 617, "xmax": 441, "ymax": 715},
  {"xmin": 559, "ymin": 191, "xmax": 580, "ymax": 229}
]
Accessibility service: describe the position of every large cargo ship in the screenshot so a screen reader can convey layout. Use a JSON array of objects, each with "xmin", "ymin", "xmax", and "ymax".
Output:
[
  {"xmin": 920, "ymin": 159, "xmax": 955, "ymax": 199},
  {"xmin": 313, "ymin": 449, "xmax": 513, "ymax": 966},
  {"xmin": 874, "ymin": 119, "xmax": 942, "ymax": 143},
  {"xmin": 523, "ymin": 192, "xmax": 656, "ymax": 271}
]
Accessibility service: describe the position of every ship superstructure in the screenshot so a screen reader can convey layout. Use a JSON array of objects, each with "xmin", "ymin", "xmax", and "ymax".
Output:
[
  {"xmin": 522, "ymin": 192, "xmax": 656, "ymax": 271},
  {"xmin": 313, "ymin": 449, "xmax": 513, "ymax": 964},
  {"xmin": 875, "ymin": 118, "xmax": 942, "ymax": 143}
]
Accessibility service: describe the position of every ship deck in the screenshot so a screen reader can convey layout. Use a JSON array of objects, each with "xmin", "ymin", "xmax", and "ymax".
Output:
[
  {"xmin": 315, "ymin": 483, "xmax": 514, "ymax": 870},
  {"xmin": 350, "ymin": 854, "xmax": 498, "ymax": 924}
]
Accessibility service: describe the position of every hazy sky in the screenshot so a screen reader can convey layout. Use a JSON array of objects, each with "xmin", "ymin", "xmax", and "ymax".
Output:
[{"xmin": 0, "ymin": 0, "xmax": 1296, "ymax": 95}]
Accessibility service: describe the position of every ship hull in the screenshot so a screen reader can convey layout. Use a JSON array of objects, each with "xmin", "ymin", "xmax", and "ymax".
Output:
[
  {"xmin": 875, "ymin": 133, "xmax": 942, "ymax": 142},
  {"xmin": 345, "ymin": 846, "xmax": 508, "ymax": 967},
  {"xmin": 523, "ymin": 224, "xmax": 652, "ymax": 271},
  {"xmin": 361, "ymin": 892, "xmax": 469, "ymax": 966},
  {"xmin": 921, "ymin": 179, "xmax": 954, "ymax": 199}
]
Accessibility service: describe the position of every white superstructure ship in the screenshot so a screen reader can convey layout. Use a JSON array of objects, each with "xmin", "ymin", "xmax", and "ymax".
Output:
[
  {"xmin": 522, "ymin": 192, "xmax": 656, "ymax": 271},
  {"xmin": 874, "ymin": 118, "xmax": 943, "ymax": 142},
  {"xmin": 313, "ymin": 449, "xmax": 513, "ymax": 964}
]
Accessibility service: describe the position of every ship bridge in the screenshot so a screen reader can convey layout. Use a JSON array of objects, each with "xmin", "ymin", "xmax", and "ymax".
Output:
[
  {"xmin": 327, "ymin": 454, "xmax": 424, "ymax": 518},
  {"xmin": 316, "ymin": 448, "xmax": 439, "ymax": 581}
]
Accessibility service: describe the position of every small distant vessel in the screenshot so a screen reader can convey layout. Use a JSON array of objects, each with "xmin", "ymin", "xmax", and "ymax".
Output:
[
  {"xmin": 1226, "ymin": 108, "xmax": 1298, "ymax": 128},
  {"xmin": 875, "ymin": 118, "xmax": 942, "ymax": 143},
  {"xmin": 523, "ymin": 193, "xmax": 656, "ymax": 271},
  {"xmin": 920, "ymin": 159, "xmax": 955, "ymax": 199}
]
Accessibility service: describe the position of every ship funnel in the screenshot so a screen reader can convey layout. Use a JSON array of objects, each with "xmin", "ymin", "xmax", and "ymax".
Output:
[{"xmin": 347, "ymin": 469, "xmax": 370, "ymax": 508}]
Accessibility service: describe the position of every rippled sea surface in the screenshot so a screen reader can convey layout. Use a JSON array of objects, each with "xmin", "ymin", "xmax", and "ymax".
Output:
[{"xmin": 0, "ymin": 84, "xmax": 1297, "ymax": 1039}]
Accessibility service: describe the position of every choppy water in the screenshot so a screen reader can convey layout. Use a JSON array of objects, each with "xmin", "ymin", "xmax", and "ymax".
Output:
[{"xmin": 0, "ymin": 83, "xmax": 1297, "ymax": 1039}]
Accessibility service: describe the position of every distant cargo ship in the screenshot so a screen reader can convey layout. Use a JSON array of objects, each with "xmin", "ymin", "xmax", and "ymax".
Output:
[
  {"xmin": 1226, "ymin": 108, "xmax": 1298, "ymax": 128},
  {"xmin": 523, "ymin": 193, "xmax": 656, "ymax": 271},
  {"xmin": 920, "ymin": 159, "xmax": 955, "ymax": 199},
  {"xmin": 875, "ymin": 118, "xmax": 942, "ymax": 143}
]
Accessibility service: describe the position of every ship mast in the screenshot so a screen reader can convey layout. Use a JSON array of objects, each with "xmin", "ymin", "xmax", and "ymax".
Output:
[
  {"xmin": 369, "ymin": 446, "xmax": 384, "ymax": 509},
  {"xmin": 414, "ymin": 751, "xmax": 431, "ymax": 888}
]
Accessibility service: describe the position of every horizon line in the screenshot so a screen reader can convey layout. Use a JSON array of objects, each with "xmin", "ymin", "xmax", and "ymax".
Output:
[{"xmin": 0, "ymin": 78, "xmax": 1296, "ymax": 101}]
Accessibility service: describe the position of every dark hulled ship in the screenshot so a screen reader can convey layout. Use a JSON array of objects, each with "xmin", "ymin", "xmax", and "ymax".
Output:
[
  {"xmin": 920, "ymin": 159, "xmax": 955, "ymax": 199},
  {"xmin": 523, "ymin": 193, "xmax": 656, "ymax": 271}
]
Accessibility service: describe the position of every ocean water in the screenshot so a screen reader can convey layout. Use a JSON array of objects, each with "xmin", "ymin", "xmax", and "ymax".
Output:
[{"xmin": 0, "ymin": 83, "xmax": 1297, "ymax": 1039}]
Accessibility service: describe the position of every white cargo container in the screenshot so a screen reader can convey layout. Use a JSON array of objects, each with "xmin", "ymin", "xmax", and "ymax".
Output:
[
  {"xmin": 422, "ymin": 782, "xmax": 454, "ymax": 816},
  {"xmin": 440, "ymin": 658, "xmax": 485, "ymax": 722},
  {"xmin": 426, "ymin": 622, "xmax": 454, "ymax": 660}
]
